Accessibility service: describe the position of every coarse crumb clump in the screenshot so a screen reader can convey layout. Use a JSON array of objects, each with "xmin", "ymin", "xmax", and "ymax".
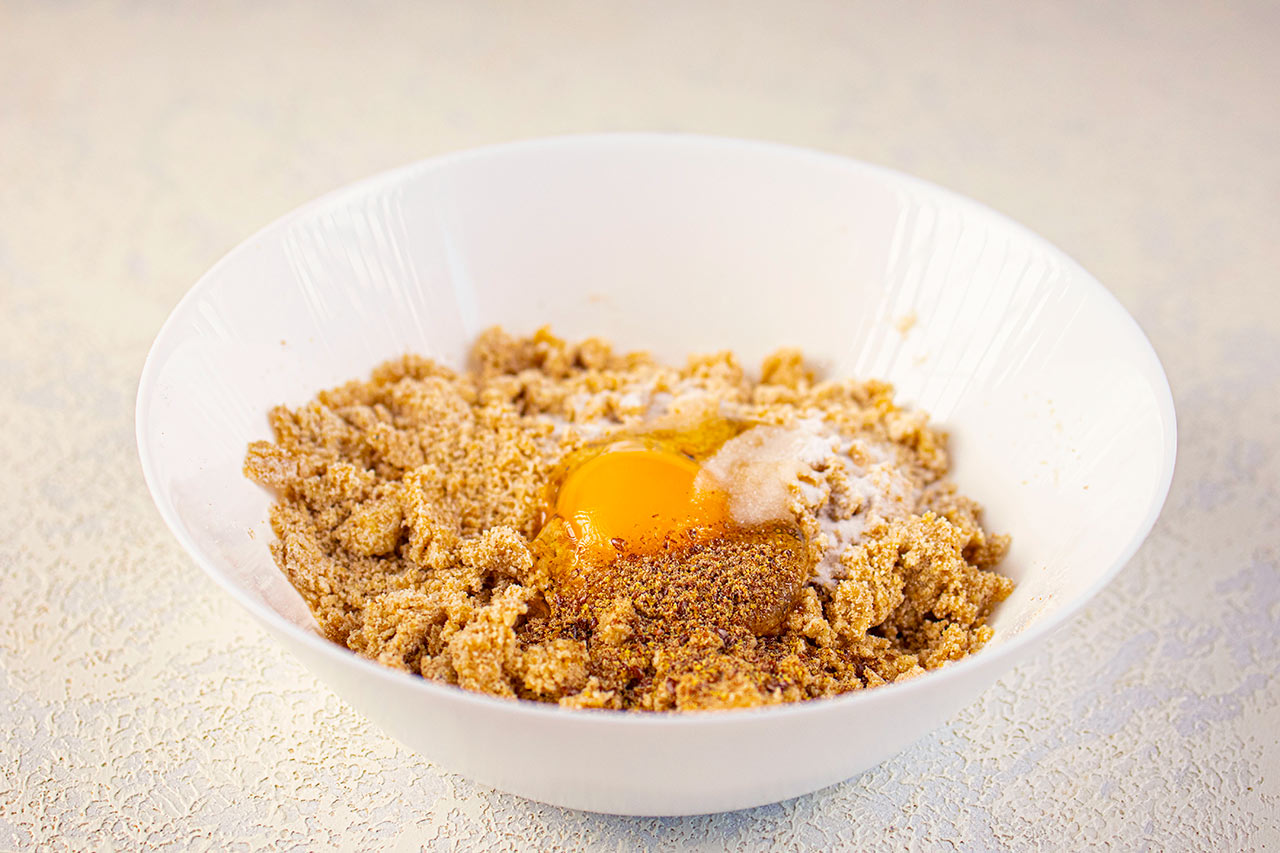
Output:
[{"xmin": 245, "ymin": 327, "xmax": 1013, "ymax": 711}]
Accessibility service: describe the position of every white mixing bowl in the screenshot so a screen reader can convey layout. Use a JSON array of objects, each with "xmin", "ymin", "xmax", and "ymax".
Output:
[{"xmin": 136, "ymin": 134, "xmax": 1176, "ymax": 815}]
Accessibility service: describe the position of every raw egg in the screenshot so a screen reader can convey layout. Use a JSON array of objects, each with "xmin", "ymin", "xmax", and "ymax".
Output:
[{"xmin": 553, "ymin": 441, "xmax": 730, "ymax": 558}]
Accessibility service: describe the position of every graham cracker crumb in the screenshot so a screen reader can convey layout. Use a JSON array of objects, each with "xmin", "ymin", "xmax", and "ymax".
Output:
[{"xmin": 244, "ymin": 327, "xmax": 1013, "ymax": 711}]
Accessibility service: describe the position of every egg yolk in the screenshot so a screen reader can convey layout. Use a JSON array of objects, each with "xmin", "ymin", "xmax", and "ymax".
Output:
[{"xmin": 553, "ymin": 443, "xmax": 730, "ymax": 558}]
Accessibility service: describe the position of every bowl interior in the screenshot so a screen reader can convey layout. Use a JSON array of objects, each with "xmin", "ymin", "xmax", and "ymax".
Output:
[{"xmin": 138, "ymin": 135, "xmax": 1175, "ymax": 661}]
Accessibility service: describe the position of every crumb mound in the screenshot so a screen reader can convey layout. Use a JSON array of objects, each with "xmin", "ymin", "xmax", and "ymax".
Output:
[{"xmin": 244, "ymin": 327, "xmax": 1013, "ymax": 711}]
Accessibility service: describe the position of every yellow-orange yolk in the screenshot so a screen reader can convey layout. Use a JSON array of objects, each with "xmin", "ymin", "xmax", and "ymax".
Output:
[{"xmin": 553, "ymin": 443, "xmax": 730, "ymax": 559}]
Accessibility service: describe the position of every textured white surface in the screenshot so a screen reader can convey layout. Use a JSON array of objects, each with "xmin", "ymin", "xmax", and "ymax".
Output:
[{"xmin": 1, "ymin": 0, "xmax": 1277, "ymax": 849}]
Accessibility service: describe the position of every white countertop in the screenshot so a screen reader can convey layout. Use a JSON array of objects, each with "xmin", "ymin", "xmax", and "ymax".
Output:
[{"xmin": 2, "ymin": 1, "xmax": 1277, "ymax": 849}]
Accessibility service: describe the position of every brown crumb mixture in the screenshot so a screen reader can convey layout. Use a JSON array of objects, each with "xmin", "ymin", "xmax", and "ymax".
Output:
[{"xmin": 244, "ymin": 327, "xmax": 1013, "ymax": 711}]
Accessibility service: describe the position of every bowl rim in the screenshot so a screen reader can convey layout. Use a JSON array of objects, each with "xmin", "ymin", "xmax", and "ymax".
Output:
[{"xmin": 135, "ymin": 132, "xmax": 1178, "ymax": 726}]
